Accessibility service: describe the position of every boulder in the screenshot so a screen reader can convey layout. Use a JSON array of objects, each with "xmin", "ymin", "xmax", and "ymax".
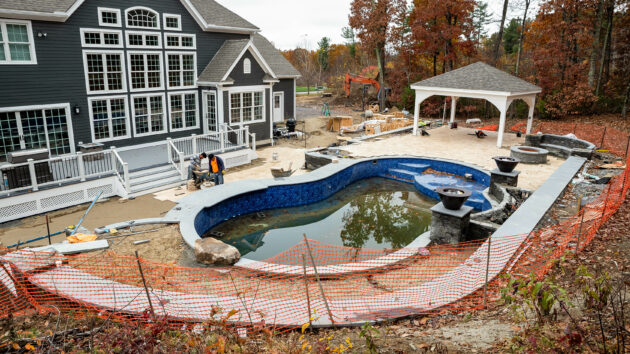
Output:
[{"xmin": 194, "ymin": 238, "xmax": 240, "ymax": 266}]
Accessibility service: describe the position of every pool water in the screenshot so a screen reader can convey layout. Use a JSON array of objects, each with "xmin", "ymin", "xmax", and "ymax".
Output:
[{"xmin": 206, "ymin": 178, "xmax": 435, "ymax": 261}]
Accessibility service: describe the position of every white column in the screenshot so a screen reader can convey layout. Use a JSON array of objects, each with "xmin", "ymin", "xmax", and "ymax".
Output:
[
  {"xmin": 525, "ymin": 96, "xmax": 536, "ymax": 135},
  {"xmin": 497, "ymin": 99, "xmax": 509, "ymax": 148},
  {"xmin": 413, "ymin": 93, "xmax": 421, "ymax": 136},
  {"xmin": 450, "ymin": 97, "xmax": 458, "ymax": 124}
]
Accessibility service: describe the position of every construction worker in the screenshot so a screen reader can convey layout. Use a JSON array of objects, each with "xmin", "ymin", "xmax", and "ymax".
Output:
[
  {"xmin": 188, "ymin": 152, "xmax": 207, "ymax": 180},
  {"xmin": 208, "ymin": 154, "xmax": 226, "ymax": 185}
]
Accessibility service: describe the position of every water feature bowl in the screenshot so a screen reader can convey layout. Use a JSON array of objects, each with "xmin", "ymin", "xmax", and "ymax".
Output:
[
  {"xmin": 435, "ymin": 187, "xmax": 472, "ymax": 211},
  {"xmin": 493, "ymin": 156, "xmax": 520, "ymax": 173}
]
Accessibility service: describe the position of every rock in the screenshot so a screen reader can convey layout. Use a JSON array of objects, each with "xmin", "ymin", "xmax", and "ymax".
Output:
[{"xmin": 194, "ymin": 238, "xmax": 240, "ymax": 266}]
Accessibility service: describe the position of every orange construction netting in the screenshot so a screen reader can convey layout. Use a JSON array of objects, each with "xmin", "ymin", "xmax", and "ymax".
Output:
[{"xmin": 0, "ymin": 123, "xmax": 628, "ymax": 331}]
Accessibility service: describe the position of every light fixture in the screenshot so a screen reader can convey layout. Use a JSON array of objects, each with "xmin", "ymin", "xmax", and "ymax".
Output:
[
  {"xmin": 74, "ymin": 105, "xmax": 80, "ymax": 115},
  {"xmin": 37, "ymin": 32, "xmax": 48, "ymax": 38}
]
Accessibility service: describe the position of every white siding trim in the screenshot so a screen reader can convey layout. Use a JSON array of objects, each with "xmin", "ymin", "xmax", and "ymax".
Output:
[{"xmin": 97, "ymin": 7, "xmax": 121, "ymax": 28}]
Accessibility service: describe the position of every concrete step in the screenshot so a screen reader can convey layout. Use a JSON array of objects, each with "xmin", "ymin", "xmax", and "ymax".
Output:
[
  {"xmin": 129, "ymin": 164, "xmax": 176, "ymax": 179},
  {"xmin": 386, "ymin": 168, "xmax": 419, "ymax": 181},
  {"xmin": 130, "ymin": 169, "xmax": 181, "ymax": 187},
  {"xmin": 397, "ymin": 163, "xmax": 431, "ymax": 173}
]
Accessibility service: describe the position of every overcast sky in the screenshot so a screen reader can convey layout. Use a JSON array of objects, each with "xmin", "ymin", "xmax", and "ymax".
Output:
[{"xmin": 216, "ymin": 0, "xmax": 538, "ymax": 50}]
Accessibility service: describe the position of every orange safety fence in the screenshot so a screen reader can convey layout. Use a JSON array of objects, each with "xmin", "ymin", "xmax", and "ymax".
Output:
[{"xmin": 0, "ymin": 123, "xmax": 628, "ymax": 332}]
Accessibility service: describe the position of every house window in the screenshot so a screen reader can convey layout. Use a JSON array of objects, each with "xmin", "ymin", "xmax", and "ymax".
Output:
[
  {"xmin": 169, "ymin": 92, "xmax": 198, "ymax": 131},
  {"xmin": 167, "ymin": 53, "xmax": 196, "ymax": 89},
  {"xmin": 131, "ymin": 94, "xmax": 166, "ymax": 136},
  {"xmin": 126, "ymin": 7, "xmax": 160, "ymax": 29},
  {"xmin": 243, "ymin": 58, "xmax": 251, "ymax": 74},
  {"xmin": 126, "ymin": 31, "xmax": 161, "ymax": 48},
  {"xmin": 80, "ymin": 29, "xmax": 122, "ymax": 48},
  {"xmin": 88, "ymin": 96, "xmax": 130, "ymax": 142},
  {"xmin": 128, "ymin": 52, "xmax": 163, "ymax": 91},
  {"xmin": 98, "ymin": 8, "xmax": 121, "ymax": 27},
  {"xmin": 163, "ymin": 14, "xmax": 181, "ymax": 31},
  {"xmin": 83, "ymin": 51, "xmax": 126, "ymax": 94},
  {"xmin": 230, "ymin": 91, "xmax": 264, "ymax": 124},
  {"xmin": 0, "ymin": 20, "xmax": 37, "ymax": 64},
  {"xmin": 164, "ymin": 34, "xmax": 195, "ymax": 49}
]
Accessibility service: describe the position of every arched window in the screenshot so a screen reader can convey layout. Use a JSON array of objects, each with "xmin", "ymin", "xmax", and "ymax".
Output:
[
  {"xmin": 126, "ymin": 7, "xmax": 159, "ymax": 29},
  {"xmin": 243, "ymin": 58, "xmax": 251, "ymax": 74}
]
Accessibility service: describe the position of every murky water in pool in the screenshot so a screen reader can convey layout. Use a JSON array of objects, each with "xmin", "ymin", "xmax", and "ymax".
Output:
[{"xmin": 207, "ymin": 178, "xmax": 435, "ymax": 261}]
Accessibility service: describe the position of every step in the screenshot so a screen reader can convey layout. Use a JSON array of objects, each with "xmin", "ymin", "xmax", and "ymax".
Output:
[
  {"xmin": 386, "ymin": 168, "xmax": 420, "ymax": 181},
  {"xmin": 129, "ymin": 164, "xmax": 176, "ymax": 179},
  {"xmin": 130, "ymin": 175, "xmax": 184, "ymax": 194},
  {"xmin": 397, "ymin": 163, "xmax": 431, "ymax": 173},
  {"xmin": 130, "ymin": 169, "xmax": 181, "ymax": 187},
  {"xmin": 131, "ymin": 180, "xmax": 187, "ymax": 198}
]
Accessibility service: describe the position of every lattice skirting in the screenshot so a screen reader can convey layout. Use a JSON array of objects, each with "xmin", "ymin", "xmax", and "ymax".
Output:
[{"xmin": 0, "ymin": 177, "xmax": 122, "ymax": 224}]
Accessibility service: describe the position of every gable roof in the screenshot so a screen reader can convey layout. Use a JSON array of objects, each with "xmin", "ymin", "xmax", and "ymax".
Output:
[
  {"xmin": 0, "ymin": 0, "xmax": 258, "ymax": 32},
  {"xmin": 411, "ymin": 62, "xmax": 541, "ymax": 95},
  {"xmin": 198, "ymin": 39, "xmax": 250, "ymax": 83},
  {"xmin": 253, "ymin": 34, "xmax": 301, "ymax": 78}
]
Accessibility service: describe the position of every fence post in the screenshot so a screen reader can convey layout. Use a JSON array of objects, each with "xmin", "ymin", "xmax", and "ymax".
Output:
[
  {"xmin": 301, "ymin": 254, "xmax": 312, "ymax": 326},
  {"xmin": 244, "ymin": 126, "xmax": 250, "ymax": 148},
  {"xmin": 220, "ymin": 131, "xmax": 226, "ymax": 153},
  {"xmin": 575, "ymin": 210, "xmax": 586, "ymax": 253},
  {"xmin": 302, "ymin": 236, "xmax": 335, "ymax": 326},
  {"xmin": 77, "ymin": 152, "xmax": 86, "ymax": 182},
  {"xmin": 251, "ymin": 133, "xmax": 257, "ymax": 153},
  {"xmin": 27, "ymin": 158, "xmax": 38, "ymax": 192},
  {"xmin": 166, "ymin": 138, "xmax": 172, "ymax": 164},
  {"xmin": 123, "ymin": 162, "xmax": 131, "ymax": 193},
  {"xmin": 110, "ymin": 146, "xmax": 117, "ymax": 173},
  {"xmin": 600, "ymin": 127, "xmax": 607, "ymax": 149},
  {"xmin": 178, "ymin": 152, "xmax": 185, "ymax": 180},
  {"xmin": 191, "ymin": 134, "xmax": 197, "ymax": 155},
  {"xmin": 483, "ymin": 236, "xmax": 492, "ymax": 309},
  {"xmin": 573, "ymin": 124, "xmax": 578, "ymax": 134}
]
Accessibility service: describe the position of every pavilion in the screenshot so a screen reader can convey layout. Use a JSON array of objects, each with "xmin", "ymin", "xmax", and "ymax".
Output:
[{"xmin": 411, "ymin": 62, "xmax": 542, "ymax": 148}]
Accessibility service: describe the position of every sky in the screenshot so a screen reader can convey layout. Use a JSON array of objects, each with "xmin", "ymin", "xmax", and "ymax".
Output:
[{"xmin": 216, "ymin": 0, "xmax": 538, "ymax": 50}]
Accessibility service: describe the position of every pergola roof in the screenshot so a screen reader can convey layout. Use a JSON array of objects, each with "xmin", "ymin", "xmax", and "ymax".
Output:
[{"xmin": 411, "ymin": 62, "xmax": 541, "ymax": 96}]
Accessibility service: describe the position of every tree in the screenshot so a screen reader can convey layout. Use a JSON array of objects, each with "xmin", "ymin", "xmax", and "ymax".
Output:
[
  {"xmin": 341, "ymin": 26, "xmax": 357, "ymax": 58},
  {"xmin": 471, "ymin": 1, "xmax": 492, "ymax": 46},
  {"xmin": 317, "ymin": 37, "xmax": 331, "ymax": 72},
  {"xmin": 503, "ymin": 18, "xmax": 521, "ymax": 55},
  {"xmin": 349, "ymin": 0, "xmax": 408, "ymax": 109},
  {"xmin": 515, "ymin": 0, "xmax": 532, "ymax": 75},
  {"xmin": 493, "ymin": 0, "xmax": 510, "ymax": 64}
]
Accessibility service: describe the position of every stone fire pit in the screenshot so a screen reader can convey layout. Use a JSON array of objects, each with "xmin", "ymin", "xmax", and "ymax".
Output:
[{"xmin": 510, "ymin": 146, "xmax": 549, "ymax": 164}]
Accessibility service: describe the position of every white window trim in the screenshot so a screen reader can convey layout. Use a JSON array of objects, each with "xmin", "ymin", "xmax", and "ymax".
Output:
[
  {"xmin": 0, "ymin": 19, "xmax": 37, "ymax": 65},
  {"xmin": 164, "ymin": 33, "xmax": 196, "ymax": 50},
  {"xmin": 87, "ymin": 95, "xmax": 131, "ymax": 143},
  {"xmin": 228, "ymin": 87, "xmax": 266, "ymax": 126},
  {"xmin": 79, "ymin": 28, "xmax": 123, "ymax": 48},
  {"xmin": 98, "ymin": 7, "xmax": 121, "ymax": 28},
  {"xmin": 163, "ymin": 14, "xmax": 182, "ymax": 31},
  {"xmin": 126, "ymin": 51, "xmax": 165, "ymax": 93},
  {"xmin": 82, "ymin": 50, "xmax": 127, "ymax": 95},
  {"xmin": 168, "ymin": 90, "xmax": 199, "ymax": 132},
  {"xmin": 165, "ymin": 51, "xmax": 197, "ymax": 90},
  {"xmin": 130, "ymin": 93, "xmax": 168, "ymax": 137},
  {"xmin": 125, "ymin": 6, "xmax": 161, "ymax": 30},
  {"xmin": 125, "ymin": 30, "xmax": 162, "ymax": 49},
  {"xmin": 202, "ymin": 90, "xmax": 218, "ymax": 134},
  {"xmin": 243, "ymin": 58, "xmax": 251, "ymax": 74}
]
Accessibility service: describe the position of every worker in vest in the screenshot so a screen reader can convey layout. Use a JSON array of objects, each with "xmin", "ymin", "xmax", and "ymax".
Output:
[{"xmin": 208, "ymin": 154, "xmax": 226, "ymax": 185}]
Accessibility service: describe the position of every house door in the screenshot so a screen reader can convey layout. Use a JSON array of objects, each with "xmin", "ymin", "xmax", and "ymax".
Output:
[
  {"xmin": 0, "ymin": 105, "xmax": 74, "ymax": 162},
  {"xmin": 273, "ymin": 92, "xmax": 284, "ymax": 123},
  {"xmin": 203, "ymin": 91, "xmax": 219, "ymax": 133}
]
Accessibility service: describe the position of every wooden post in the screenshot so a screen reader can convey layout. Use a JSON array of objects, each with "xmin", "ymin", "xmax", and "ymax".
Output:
[
  {"xmin": 483, "ymin": 236, "xmax": 492, "ymax": 308},
  {"xmin": 600, "ymin": 127, "xmax": 607, "ymax": 149},
  {"xmin": 301, "ymin": 254, "xmax": 312, "ymax": 326},
  {"xmin": 45, "ymin": 214, "xmax": 52, "ymax": 245},
  {"xmin": 135, "ymin": 251, "xmax": 155, "ymax": 320},
  {"xmin": 575, "ymin": 210, "xmax": 586, "ymax": 253},
  {"xmin": 27, "ymin": 159, "xmax": 38, "ymax": 192},
  {"xmin": 302, "ymin": 235, "xmax": 334, "ymax": 326}
]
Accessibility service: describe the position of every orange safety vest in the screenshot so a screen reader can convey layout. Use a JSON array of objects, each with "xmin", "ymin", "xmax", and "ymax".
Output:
[{"xmin": 210, "ymin": 158, "xmax": 219, "ymax": 173}]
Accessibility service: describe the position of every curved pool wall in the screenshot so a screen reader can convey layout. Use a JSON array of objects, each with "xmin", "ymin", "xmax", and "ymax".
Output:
[{"xmin": 170, "ymin": 156, "xmax": 492, "ymax": 251}]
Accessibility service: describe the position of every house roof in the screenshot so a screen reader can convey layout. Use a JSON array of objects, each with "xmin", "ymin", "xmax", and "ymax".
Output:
[
  {"xmin": 252, "ymin": 34, "xmax": 301, "ymax": 78},
  {"xmin": 0, "ymin": 0, "xmax": 259, "ymax": 32},
  {"xmin": 411, "ymin": 62, "xmax": 541, "ymax": 95},
  {"xmin": 198, "ymin": 39, "xmax": 250, "ymax": 83}
]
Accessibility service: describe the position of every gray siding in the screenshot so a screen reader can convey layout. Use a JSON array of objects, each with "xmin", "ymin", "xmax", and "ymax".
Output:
[
  {"xmin": 274, "ymin": 78, "xmax": 295, "ymax": 120},
  {"xmin": 227, "ymin": 50, "xmax": 267, "ymax": 86},
  {"xmin": 0, "ymin": 0, "xmax": 250, "ymax": 150}
]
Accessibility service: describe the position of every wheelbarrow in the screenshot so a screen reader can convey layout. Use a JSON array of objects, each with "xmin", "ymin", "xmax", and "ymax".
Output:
[{"xmin": 270, "ymin": 162, "xmax": 295, "ymax": 178}]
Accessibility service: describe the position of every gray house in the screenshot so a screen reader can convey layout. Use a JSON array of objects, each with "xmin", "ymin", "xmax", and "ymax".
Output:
[{"xmin": 0, "ymin": 0, "xmax": 300, "ymax": 163}]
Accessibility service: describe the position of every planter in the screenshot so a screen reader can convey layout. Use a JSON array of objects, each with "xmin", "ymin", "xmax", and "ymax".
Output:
[
  {"xmin": 493, "ymin": 156, "xmax": 520, "ymax": 173},
  {"xmin": 436, "ymin": 187, "xmax": 472, "ymax": 211}
]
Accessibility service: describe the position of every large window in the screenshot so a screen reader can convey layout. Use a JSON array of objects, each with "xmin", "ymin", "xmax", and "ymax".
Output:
[
  {"xmin": 0, "ymin": 20, "xmax": 37, "ymax": 64},
  {"xmin": 131, "ymin": 94, "xmax": 166, "ymax": 136},
  {"xmin": 230, "ymin": 91, "xmax": 264, "ymax": 124},
  {"xmin": 165, "ymin": 34, "xmax": 195, "ymax": 49},
  {"xmin": 126, "ymin": 7, "xmax": 160, "ymax": 29},
  {"xmin": 169, "ymin": 92, "xmax": 198, "ymax": 131},
  {"xmin": 126, "ymin": 31, "xmax": 161, "ymax": 49},
  {"xmin": 80, "ymin": 28, "xmax": 122, "ymax": 48},
  {"xmin": 82, "ymin": 51, "xmax": 126, "ymax": 94},
  {"xmin": 127, "ymin": 52, "xmax": 163, "ymax": 91},
  {"xmin": 167, "ymin": 53, "xmax": 196, "ymax": 89},
  {"xmin": 88, "ymin": 96, "xmax": 130, "ymax": 142}
]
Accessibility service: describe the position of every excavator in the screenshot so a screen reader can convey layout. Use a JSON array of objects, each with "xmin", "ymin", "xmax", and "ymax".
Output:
[{"xmin": 344, "ymin": 73, "xmax": 390, "ymax": 112}]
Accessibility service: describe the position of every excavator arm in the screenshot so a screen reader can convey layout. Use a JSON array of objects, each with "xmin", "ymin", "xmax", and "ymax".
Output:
[{"xmin": 344, "ymin": 73, "xmax": 381, "ymax": 98}]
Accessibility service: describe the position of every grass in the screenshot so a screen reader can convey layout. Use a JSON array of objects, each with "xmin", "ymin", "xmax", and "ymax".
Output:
[{"xmin": 297, "ymin": 86, "xmax": 325, "ymax": 93}]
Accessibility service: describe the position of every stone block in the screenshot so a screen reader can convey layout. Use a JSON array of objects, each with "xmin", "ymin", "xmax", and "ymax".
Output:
[
  {"xmin": 490, "ymin": 169, "xmax": 520, "ymax": 187},
  {"xmin": 430, "ymin": 203, "xmax": 473, "ymax": 245}
]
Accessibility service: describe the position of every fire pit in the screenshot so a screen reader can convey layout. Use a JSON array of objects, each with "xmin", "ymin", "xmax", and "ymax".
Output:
[
  {"xmin": 493, "ymin": 156, "xmax": 520, "ymax": 173},
  {"xmin": 510, "ymin": 146, "xmax": 549, "ymax": 164},
  {"xmin": 435, "ymin": 187, "xmax": 472, "ymax": 211}
]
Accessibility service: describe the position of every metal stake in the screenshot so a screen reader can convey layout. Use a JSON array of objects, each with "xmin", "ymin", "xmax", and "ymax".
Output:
[
  {"xmin": 483, "ymin": 236, "xmax": 492, "ymax": 309},
  {"xmin": 301, "ymin": 254, "xmax": 312, "ymax": 326},
  {"xmin": 135, "ymin": 251, "xmax": 155, "ymax": 320},
  {"xmin": 45, "ymin": 214, "xmax": 52, "ymax": 245},
  {"xmin": 576, "ymin": 209, "xmax": 586, "ymax": 253},
  {"xmin": 600, "ymin": 127, "xmax": 607, "ymax": 149},
  {"xmin": 302, "ymin": 235, "xmax": 334, "ymax": 326}
]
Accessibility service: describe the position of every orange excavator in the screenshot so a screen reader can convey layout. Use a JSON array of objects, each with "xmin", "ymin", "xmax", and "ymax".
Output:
[{"xmin": 344, "ymin": 73, "xmax": 390, "ymax": 111}]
